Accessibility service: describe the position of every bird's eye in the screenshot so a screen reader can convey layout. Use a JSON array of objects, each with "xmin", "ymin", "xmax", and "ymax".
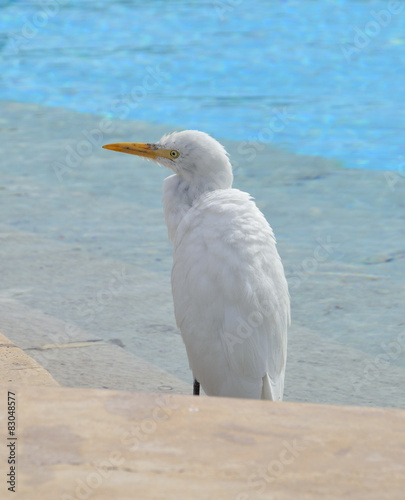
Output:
[{"xmin": 170, "ymin": 150, "xmax": 180, "ymax": 159}]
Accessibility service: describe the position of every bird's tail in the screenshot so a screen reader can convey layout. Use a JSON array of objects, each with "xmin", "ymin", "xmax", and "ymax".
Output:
[{"xmin": 261, "ymin": 373, "xmax": 284, "ymax": 401}]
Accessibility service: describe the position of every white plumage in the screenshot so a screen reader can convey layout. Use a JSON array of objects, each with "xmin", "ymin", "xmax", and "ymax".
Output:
[{"xmin": 103, "ymin": 130, "xmax": 290, "ymax": 400}]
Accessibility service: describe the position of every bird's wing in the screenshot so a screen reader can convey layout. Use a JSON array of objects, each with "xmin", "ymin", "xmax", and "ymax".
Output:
[{"xmin": 171, "ymin": 189, "xmax": 290, "ymax": 398}]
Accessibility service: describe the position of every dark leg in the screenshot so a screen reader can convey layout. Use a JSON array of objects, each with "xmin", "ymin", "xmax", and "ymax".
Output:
[{"xmin": 193, "ymin": 378, "xmax": 200, "ymax": 396}]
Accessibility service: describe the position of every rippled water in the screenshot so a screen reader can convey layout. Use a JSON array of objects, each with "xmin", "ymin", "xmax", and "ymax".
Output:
[{"xmin": 1, "ymin": 0, "xmax": 404, "ymax": 171}]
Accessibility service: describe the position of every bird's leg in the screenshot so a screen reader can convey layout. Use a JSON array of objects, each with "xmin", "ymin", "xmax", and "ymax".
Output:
[{"xmin": 193, "ymin": 378, "xmax": 200, "ymax": 396}]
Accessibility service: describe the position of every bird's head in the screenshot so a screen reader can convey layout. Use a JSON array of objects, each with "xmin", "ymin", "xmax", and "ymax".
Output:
[{"xmin": 103, "ymin": 130, "xmax": 233, "ymax": 191}]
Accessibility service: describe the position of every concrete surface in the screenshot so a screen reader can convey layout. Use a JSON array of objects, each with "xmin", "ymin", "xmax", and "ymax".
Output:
[
  {"xmin": 0, "ymin": 383, "xmax": 404, "ymax": 499},
  {"xmin": 0, "ymin": 332, "xmax": 58, "ymax": 386}
]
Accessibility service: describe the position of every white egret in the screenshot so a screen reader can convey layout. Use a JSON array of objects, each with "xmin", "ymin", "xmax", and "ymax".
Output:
[{"xmin": 103, "ymin": 131, "xmax": 290, "ymax": 400}]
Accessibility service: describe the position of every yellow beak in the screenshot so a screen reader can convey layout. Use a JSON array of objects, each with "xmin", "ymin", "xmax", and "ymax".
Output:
[{"xmin": 102, "ymin": 142, "xmax": 172, "ymax": 160}]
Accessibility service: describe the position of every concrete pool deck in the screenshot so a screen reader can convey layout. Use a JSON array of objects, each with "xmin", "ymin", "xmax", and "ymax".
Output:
[
  {"xmin": 0, "ymin": 100, "xmax": 404, "ymax": 408},
  {"xmin": 0, "ymin": 343, "xmax": 404, "ymax": 499},
  {"xmin": 0, "ymin": 349, "xmax": 404, "ymax": 499}
]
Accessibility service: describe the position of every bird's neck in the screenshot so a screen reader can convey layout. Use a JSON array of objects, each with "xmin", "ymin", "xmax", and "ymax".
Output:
[{"xmin": 163, "ymin": 174, "xmax": 228, "ymax": 243}]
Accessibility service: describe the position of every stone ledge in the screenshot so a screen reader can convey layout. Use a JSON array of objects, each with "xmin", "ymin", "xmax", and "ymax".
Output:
[
  {"xmin": 1, "ymin": 383, "xmax": 404, "ymax": 499},
  {"xmin": 0, "ymin": 332, "xmax": 58, "ymax": 386}
]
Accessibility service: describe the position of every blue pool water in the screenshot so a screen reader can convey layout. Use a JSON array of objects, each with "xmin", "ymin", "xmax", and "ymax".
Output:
[{"xmin": 1, "ymin": 0, "xmax": 404, "ymax": 172}]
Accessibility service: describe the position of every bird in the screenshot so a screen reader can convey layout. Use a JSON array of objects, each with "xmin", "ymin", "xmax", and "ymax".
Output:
[{"xmin": 103, "ymin": 130, "xmax": 290, "ymax": 400}]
